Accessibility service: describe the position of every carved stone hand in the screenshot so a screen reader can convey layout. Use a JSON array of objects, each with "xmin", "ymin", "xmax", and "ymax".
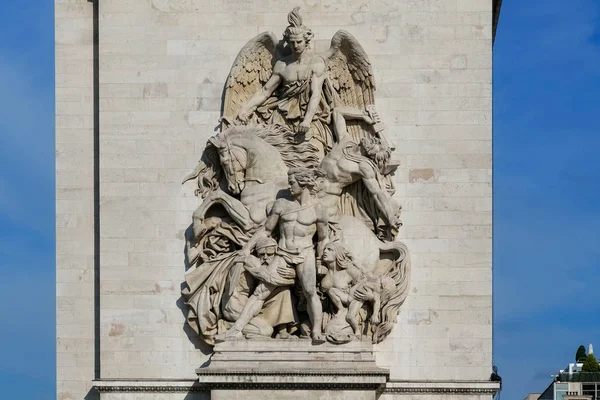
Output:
[
  {"xmin": 298, "ymin": 120, "xmax": 311, "ymax": 134},
  {"xmin": 362, "ymin": 113, "xmax": 374, "ymax": 125},
  {"xmin": 316, "ymin": 261, "xmax": 328, "ymax": 277},
  {"xmin": 276, "ymin": 264, "xmax": 296, "ymax": 280},
  {"xmin": 233, "ymin": 255, "xmax": 246, "ymax": 264},
  {"xmin": 354, "ymin": 287, "xmax": 375, "ymax": 302},
  {"xmin": 237, "ymin": 107, "xmax": 252, "ymax": 124}
]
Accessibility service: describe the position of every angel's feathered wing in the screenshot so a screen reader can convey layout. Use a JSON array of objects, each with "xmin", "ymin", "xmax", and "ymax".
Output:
[
  {"xmin": 324, "ymin": 30, "xmax": 375, "ymax": 142},
  {"xmin": 221, "ymin": 32, "xmax": 280, "ymax": 128}
]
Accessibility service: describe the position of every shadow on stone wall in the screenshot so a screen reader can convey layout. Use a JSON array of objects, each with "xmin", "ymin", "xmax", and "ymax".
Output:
[
  {"xmin": 184, "ymin": 382, "xmax": 210, "ymax": 399},
  {"xmin": 177, "ymin": 225, "xmax": 214, "ymax": 360},
  {"xmin": 84, "ymin": 388, "xmax": 99, "ymax": 400}
]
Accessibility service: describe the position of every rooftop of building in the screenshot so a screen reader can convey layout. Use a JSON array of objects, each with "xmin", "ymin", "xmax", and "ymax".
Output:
[{"xmin": 558, "ymin": 372, "xmax": 600, "ymax": 383}]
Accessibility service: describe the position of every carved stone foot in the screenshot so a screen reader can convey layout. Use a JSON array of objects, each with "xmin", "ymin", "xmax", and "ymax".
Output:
[
  {"xmin": 245, "ymin": 332, "xmax": 270, "ymax": 340},
  {"xmin": 214, "ymin": 328, "xmax": 243, "ymax": 343},
  {"xmin": 311, "ymin": 332, "xmax": 326, "ymax": 344},
  {"xmin": 213, "ymin": 333, "xmax": 227, "ymax": 344},
  {"xmin": 275, "ymin": 330, "xmax": 291, "ymax": 339}
]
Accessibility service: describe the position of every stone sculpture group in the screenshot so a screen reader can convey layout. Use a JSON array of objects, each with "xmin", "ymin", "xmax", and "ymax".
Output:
[{"xmin": 182, "ymin": 8, "xmax": 411, "ymax": 345}]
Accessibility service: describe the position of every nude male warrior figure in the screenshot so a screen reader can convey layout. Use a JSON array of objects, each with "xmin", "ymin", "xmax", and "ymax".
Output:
[
  {"xmin": 227, "ymin": 168, "xmax": 329, "ymax": 342},
  {"xmin": 319, "ymin": 108, "xmax": 402, "ymax": 232}
]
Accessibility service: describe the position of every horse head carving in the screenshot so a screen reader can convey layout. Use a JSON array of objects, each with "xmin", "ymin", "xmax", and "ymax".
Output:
[{"xmin": 208, "ymin": 132, "xmax": 248, "ymax": 195}]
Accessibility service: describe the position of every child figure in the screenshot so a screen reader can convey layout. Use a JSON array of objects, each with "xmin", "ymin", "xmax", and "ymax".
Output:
[{"xmin": 345, "ymin": 274, "xmax": 396, "ymax": 339}]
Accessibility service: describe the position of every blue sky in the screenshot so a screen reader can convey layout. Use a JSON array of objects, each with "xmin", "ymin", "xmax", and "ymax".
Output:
[
  {"xmin": 0, "ymin": 1, "xmax": 598, "ymax": 399},
  {"xmin": 494, "ymin": 0, "xmax": 600, "ymax": 398},
  {"xmin": 0, "ymin": 1, "xmax": 56, "ymax": 399}
]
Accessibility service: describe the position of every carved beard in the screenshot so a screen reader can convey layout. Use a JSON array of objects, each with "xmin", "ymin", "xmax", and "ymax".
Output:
[{"xmin": 261, "ymin": 255, "xmax": 274, "ymax": 265}]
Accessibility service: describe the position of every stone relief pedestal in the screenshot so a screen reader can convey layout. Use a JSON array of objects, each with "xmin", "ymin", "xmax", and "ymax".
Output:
[{"xmin": 198, "ymin": 339, "xmax": 388, "ymax": 400}]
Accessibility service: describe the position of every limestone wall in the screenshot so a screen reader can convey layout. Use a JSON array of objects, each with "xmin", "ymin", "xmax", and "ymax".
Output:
[
  {"xmin": 57, "ymin": 0, "xmax": 493, "ymax": 398},
  {"xmin": 56, "ymin": 1, "xmax": 97, "ymax": 399}
]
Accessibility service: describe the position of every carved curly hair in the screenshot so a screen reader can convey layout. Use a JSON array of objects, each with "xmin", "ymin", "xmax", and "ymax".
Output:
[
  {"xmin": 287, "ymin": 167, "xmax": 323, "ymax": 195},
  {"xmin": 283, "ymin": 7, "xmax": 314, "ymax": 44},
  {"xmin": 360, "ymin": 136, "xmax": 391, "ymax": 174}
]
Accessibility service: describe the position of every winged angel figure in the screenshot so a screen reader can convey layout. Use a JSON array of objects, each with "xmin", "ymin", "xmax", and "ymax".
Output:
[
  {"xmin": 182, "ymin": 7, "xmax": 409, "ymax": 346},
  {"xmin": 222, "ymin": 7, "xmax": 377, "ymax": 155}
]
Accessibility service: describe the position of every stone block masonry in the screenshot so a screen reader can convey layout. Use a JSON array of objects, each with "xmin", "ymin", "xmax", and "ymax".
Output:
[{"xmin": 56, "ymin": 0, "xmax": 494, "ymax": 398}]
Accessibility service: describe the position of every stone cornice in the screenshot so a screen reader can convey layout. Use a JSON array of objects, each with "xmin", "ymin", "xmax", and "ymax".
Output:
[
  {"xmin": 93, "ymin": 378, "xmax": 501, "ymax": 394},
  {"xmin": 93, "ymin": 380, "xmax": 203, "ymax": 393},
  {"xmin": 93, "ymin": 378, "xmax": 385, "ymax": 392},
  {"xmin": 195, "ymin": 370, "xmax": 388, "ymax": 390},
  {"xmin": 381, "ymin": 380, "xmax": 501, "ymax": 395},
  {"xmin": 195, "ymin": 368, "xmax": 388, "ymax": 376}
]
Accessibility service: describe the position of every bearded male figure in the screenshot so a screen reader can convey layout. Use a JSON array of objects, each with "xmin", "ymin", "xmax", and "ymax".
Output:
[{"xmin": 216, "ymin": 237, "xmax": 298, "ymax": 341}]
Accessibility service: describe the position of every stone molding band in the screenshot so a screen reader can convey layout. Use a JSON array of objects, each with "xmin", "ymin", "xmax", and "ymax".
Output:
[
  {"xmin": 95, "ymin": 386, "xmax": 204, "ymax": 393},
  {"xmin": 94, "ymin": 383, "xmax": 381, "ymax": 392},
  {"xmin": 93, "ymin": 379, "xmax": 500, "ymax": 394},
  {"xmin": 93, "ymin": 380, "xmax": 202, "ymax": 393},
  {"xmin": 195, "ymin": 369, "xmax": 388, "ymax": 376},
  {"xmin": 381, "ymin": 380, "xmax": 501, "ymax": 395},
  {"xmin": 381, "ymin": 387, "xmax": 499, "ymax": 394}
]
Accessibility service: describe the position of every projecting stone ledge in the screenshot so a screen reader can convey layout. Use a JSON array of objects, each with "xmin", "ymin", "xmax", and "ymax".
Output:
[
  {"xmin": 381, "ymin": 380, "xmax": 502, "ymax": 395},
  {"xmin": 196, "ymin": 338, "xmax": 388, "ymax": 392}
]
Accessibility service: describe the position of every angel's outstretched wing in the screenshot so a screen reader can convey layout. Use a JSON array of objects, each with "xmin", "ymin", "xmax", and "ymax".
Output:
[
  {"xmin": 325, "ymin": 30, "xmax": 375, "ymax": 106},
  {"xmin": 221, "ymin": 32, "xmax": 280, "ymax": 128},
  {"xmin": 325, "ymin": 31, "xmax": 398, "ymax": 158},
  {"xmin": 324, "ymin": 30, "xmax": 375, "ymax": 142}
]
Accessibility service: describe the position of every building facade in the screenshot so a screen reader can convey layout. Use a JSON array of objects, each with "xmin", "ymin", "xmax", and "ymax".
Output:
[
  {"xmin": 56, "ymin": 0, "xmax": 501, "ymax": 399},
  {"xmin": 538, "ymin": 374, "xmax": 600, "ymax": 400}
]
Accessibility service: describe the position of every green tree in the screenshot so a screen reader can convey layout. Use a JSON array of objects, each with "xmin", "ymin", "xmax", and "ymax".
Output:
[
  {"xmin": 576, "ymin": 345, "xmax": 587, "ymax": 362},
  {"xmin": 581, "ymin": 353, "xmax": 600, "ymax": 373}
]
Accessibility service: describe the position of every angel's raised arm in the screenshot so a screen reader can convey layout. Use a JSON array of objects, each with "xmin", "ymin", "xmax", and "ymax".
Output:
[
  {"xmin": 308, "ymin": 57, "xmax": 327, "ymax": 111},
  {"xmin": 221, "ymin": 32, "xmax": 280, "ymax": 127},
  {"xmin": 299, "ymin": 57, "xmax": 327, "ymax": 132}
]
